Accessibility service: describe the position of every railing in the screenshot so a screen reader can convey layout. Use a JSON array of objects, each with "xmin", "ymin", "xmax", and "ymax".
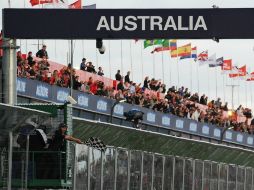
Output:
[
  {"xmin": 0, "ymin": 150, "xmax": 71, "ymax": 188},
  {"xmin": 73, "ymin": 144, "xmax": 253, "ymax": 190}
]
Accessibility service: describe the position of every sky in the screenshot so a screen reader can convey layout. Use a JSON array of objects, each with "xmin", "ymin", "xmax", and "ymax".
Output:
[{"xmin": 1, "ymin": 0, "xmax": 254, "ymax": 110}]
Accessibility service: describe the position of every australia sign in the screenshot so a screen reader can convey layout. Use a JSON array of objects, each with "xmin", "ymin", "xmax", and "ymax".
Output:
[{"xmin": 3, "ymin": 8, "xmax": 254, "ymax": 39}]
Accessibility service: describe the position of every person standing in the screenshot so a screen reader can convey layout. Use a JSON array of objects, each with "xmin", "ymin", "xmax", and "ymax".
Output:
[
  {"xmin": 125, "ymin": 71, "xmax": 131, "ymax": 83},
  {"xmin": 36, "ymin": 45, "xmax": 48, "ymax": 59},
  {"xmin": 80, "ymin": 58, "xmax": 87, "ymax": 71},
  {"xmin": 115, "ymin": 70, "xmax": 122, "ymax": 81}
]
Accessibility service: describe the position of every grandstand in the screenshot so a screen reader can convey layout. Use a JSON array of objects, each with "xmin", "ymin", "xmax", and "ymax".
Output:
[{"xmin": 2, "ymin": 5, "xmax": 254, "ymax": 190}]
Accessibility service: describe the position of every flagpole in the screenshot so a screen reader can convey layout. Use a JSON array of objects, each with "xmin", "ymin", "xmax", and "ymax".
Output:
[
  {"xmin": 190, "ymin": 59, "xmax": 192, "ymax": 92},
  {"xmin": 82, "ymin": 40, "xmax": 84, "ymax": 58},
  {"xmin": 153, "ymin": 45, "xmax": 155, "ymax": 78},
  {"xmin": 196, "ymin": 61, "xmax": 200, "ymax": 93},
  {"xmin": 121, "ymin": 40, "xmax": 123, "ymax": 76},
  {"xmin": 130, "ymin": 41, "xmax": 133, "ymax": 81},
  {"xmin": 176, "ymin": 41, "xmax": 179, "ymax": 89},
  {"xmin": 237, "ymin": 78, "xmax": 240, "ymax": 107},
  {"xmin": 54, "ymin": 40, "xmax": 57, "ymax": 59},
  {"xmin": 223, "ymin": 74, "xmax": 226, "ymax": 103},
  {"xmin": 141, "ymin": 41, "xmax": 144, "ymax": 82},
  {"xmin": 161, "ymin": 51, "xmax": 164, "ymax": 83},
  {"xmin": 215, "ymin": 66, "xmax": 218, "ymax": 99},
  {"xmin": 169, "ymin": 55, "xmax": 172, "ymax": 87},
  {"xmin": 8, "ymin": 0, "xmax": 11, "ymax": 8},
  {"xmin": 207, "ymin": 65, "xmax": 210, "ymax": 98},
  {"xmin": 108, "ymin": 40, "xmax": 112, "ymax": 79},
  {"xmin": 251, "ymin": 82, "xmax": 253, "ymax": 110},
  {"xmin": 95, "ymin": 40, "xmax": 99, "ymax": 69},
  {"xmin": 245, "ymin": 81, "xmax": 248, "ymax": 107}
]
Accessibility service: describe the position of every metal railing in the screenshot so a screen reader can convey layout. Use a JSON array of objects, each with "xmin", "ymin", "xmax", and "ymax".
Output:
[{"xmin": 73, "ymin": 144, "xmax": 254, "ymax": 190}]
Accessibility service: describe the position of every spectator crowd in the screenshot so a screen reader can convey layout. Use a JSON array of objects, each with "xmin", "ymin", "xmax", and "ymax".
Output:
[{"xmin": 16, "ymin": 45, "xmax": 254, "ymax": 135}]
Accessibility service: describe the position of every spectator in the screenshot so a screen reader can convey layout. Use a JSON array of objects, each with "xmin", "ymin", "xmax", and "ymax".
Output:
[
  {"xmin": 143, "ymin": 76, "xmax": 150, "ymax": 89},
  {"xmin": 221, "ymin": 102, "xmax": 228, "ymax": 111},
  {"xmin": 117, "ymin": 79, "xmax": 124, "ymax": 91},
  {"xmin": 80, "ymin": 81, "xmax": 90, "ymax": 93},
  {"xmin": 38, "ymin": 56, "xmax": 50, "ymax": 70},
  {"xmin": 73, "ymin": 76, "xmax": 82, "ymax": 90},
  {"xmin": 36, "ymin": 45, "xmax": 48, "ymax": 59},
  {"xmin": 97, "ymin": 67, "xmax": 104, "ymax": 76},
  {"xmin": 27, "ymin": 51, "xmax": 33, "ymax": 66},
  {"xmin": 125, "ymin": 71, "xmax": 131, "ymax": 83},
  {"xmin": 86, "ymin": 62, "xmax": 96, "ymax": 73},
  {"xmin": 115, "ymin": 70, "xmax": 122, "ymax": 81},
  {"xmin": 90, "ymin": 81, "xmax": 98, "ymax": 94},
  {"xmin": 17, "ymin": 51, "xmax": 23, "ymax": 66},
  {"xmin": 50, "ymin": 70, "xmax": 59, "ymax": 85},
  {"xmin": 214, "ymin": 98, "xmax": 222, "ymax": 108},
  {"xmin": 199, "ymin": 94, "xmax": 206, "ymax": 105},
  {"xmin": 80, "ymin": 58, "xmax": 86, "ymax": 71}
]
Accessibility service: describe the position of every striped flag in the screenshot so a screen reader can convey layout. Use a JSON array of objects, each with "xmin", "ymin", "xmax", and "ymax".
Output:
[
  {"xmin": 221, "ymin": 59, "xmax": 232, "ymax": 73},
  {"xmin": 229, "ymin": 65, "xmax": 246, "ymax": 78},
  {"xmin": 30, "ymin": 0, "xmax": 54, "ymax": 6},
  {"xmin": 170, "ymin": 39, "xmax": 177, "ymax": 50},
  {"xmin": 180, "ymin": 46, "xmax": 197, "ymax": 59}
]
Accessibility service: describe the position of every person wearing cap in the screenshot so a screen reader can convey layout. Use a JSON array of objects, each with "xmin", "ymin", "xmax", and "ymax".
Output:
[
  {"xmin": 36, "ymin": 44, "xmax": 48, "ymax": 59},
  {"xmin": 48, "ymin": 123, "xmax": 83, "ymax": 151}
]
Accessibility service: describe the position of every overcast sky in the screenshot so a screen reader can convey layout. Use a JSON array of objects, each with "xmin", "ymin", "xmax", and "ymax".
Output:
[{"xmin": 1, "ymin": 0, "xmax": 254, "ymax": 110}]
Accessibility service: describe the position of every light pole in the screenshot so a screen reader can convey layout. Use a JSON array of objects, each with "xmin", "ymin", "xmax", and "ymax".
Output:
[{"xmin": 110, "ymin": 98, "xmax": 126, "ymax": 123}]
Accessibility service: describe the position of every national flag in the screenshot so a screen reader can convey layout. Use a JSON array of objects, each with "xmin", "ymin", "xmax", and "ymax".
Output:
[
  {"xmin": 161, "ymin": 39, "xmax": 169, "ymax": 47},
  {"xmin": 229, "ymin": 65, "xmax": 246, "ymax": 78},
  {"xmin": 169, "ymin": 39, "xmax": 177, "ymax": 51},
  {"xmin": 144, "ymin": 39, "xmax": 163, "ymax": 48},
  {"xmin": 195, "ymin": 50, "xmax": 208, "ymax": 62},
  {"xmin": 177, "ymin": 43, "xmax": 192, "ymax": 56},
  {"xmin": 199, "ymin": 53, "xmax": 216, "ymax": 66},
  {"xmin": 209, "ymin": 57, "xmax": 223, "ymax": 67},
  {"xmin": 151, "ymin": 46, "xmax": 171, "ymax": 53},
  {"xmin": 246, "ymin": 72, "xmax": 254, "ymax": 81},
  {"xmin": 30, "ymin": 0, "xmax": 54, "ymax": 6},
  {"xmin": 221, "ymin": 59, "xmax": 232, "ymax": 72},
  {"xmin": 170, "ymin": 43, "xmax": 191, "ymax": 58},
  {"xmin": 150, "ymin": 39, "xmax": 170, "ymax": 53},
  {"xmin": 180, "ymin": 47, "xmax": 197, "ymax": 59},
  {"xmin": 69, "ymin": 0, "xmax": 81, "ymax": 9},
  {"xmin": 82, "ymin": 3, "xmax": 96, "ymax": 9}
]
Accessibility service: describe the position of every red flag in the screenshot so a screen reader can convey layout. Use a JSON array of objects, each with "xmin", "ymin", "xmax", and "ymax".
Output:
[
  {"xmin": 221, "ymin": 59, "xmax": 232, "ymax": 71},
  {"xmin": 246, "ymin": 71, "xmax": 254, "ymax": 81},
  {"xmin": 151, "ymin": 46, "xmax": 171, "ymax": 53},
  {"xmin": 30, "ymin": 0, "xmax": 54, "ymax": 6},
  {"xmin": 69, "ymin": 0, "xmax": 81, "ymax": 9},
  {"xmin": 229, "ymin": 65, "xmax": 246, "ymax": 78}
]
